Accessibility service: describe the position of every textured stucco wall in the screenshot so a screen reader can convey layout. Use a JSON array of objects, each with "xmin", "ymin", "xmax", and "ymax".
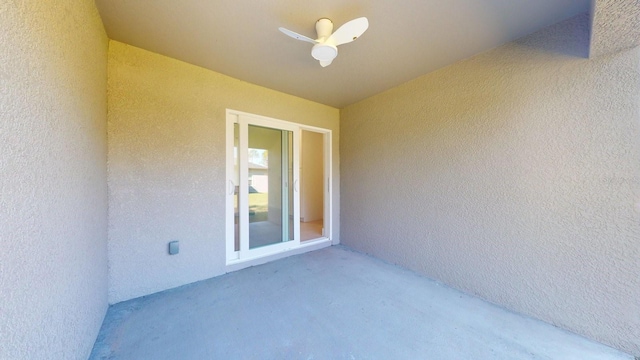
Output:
[
  {"xmin": 107, "ymin": 41, "xmax": 340, "ymax": 304},
  {"xmin": 0, "ymin": 1, "xmax": 109, "ymax": 359},
  {"xmin": 590, "ymin": 0, "xmax": 640, "ymax": 58},
  {"xmin": 341, "ymin": 14, "xmax": 640, "ymax": 355}
]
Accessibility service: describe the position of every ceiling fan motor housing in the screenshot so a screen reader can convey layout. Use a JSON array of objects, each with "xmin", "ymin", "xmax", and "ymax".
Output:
[{"xmin": 315, "ymin": 18, "xmax": 333, "ymax": 40}]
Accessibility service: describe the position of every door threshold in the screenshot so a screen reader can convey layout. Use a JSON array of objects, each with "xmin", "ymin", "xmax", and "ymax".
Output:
[{"xmin": 226, "ymin": 238, "xmax": 331, "ymax": 273}]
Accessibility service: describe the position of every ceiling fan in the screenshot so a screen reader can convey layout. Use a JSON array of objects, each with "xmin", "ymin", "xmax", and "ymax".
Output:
[{"xmin": 279, "ymin": 17, "xmax": 369, "ymax": 67}]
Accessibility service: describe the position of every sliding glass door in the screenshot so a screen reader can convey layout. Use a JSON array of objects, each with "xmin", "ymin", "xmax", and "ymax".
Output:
[
  {"xmin": 247, "ymin": 124, "xmax": 293, "ymax": 249},
  {"xmin": 228, "ymin": 113, "xmax": 300, "ymax": 261}
]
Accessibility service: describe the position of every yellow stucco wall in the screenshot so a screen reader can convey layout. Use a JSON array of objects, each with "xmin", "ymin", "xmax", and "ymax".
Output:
[
  {"xmin": 341, "ymin": 14, "xmax": 640, "ymax": 355},
  {"xmin": 0, "ymin": 1, "xmax": 109, "ymax": 359},
  {"xmin": 107, "ymin": 41, "xmax": 339, "ymax": 303}
]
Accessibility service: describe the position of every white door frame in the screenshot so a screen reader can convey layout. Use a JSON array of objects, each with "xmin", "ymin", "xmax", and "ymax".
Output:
[{"xmin": 225, "ymin": 109, "xmax": 332, "ymax": 266}]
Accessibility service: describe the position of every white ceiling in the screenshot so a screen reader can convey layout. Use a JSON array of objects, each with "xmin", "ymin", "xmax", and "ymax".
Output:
[{"xmin": 95, "ymin": 0, "xmax": 591, "ymax": 108}]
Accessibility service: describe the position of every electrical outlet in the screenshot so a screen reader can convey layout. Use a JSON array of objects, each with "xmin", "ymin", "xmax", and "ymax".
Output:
[{"xmin": 168, "ymin": 241, "xmax": 179, "ymax": 255}]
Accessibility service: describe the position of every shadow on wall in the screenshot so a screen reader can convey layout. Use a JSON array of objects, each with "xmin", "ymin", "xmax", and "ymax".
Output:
[{"xmin": 515, "ymin": 12, "xmax": 590, "ymax": 58}]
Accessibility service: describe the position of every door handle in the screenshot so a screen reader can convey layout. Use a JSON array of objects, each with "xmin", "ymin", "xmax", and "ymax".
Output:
[
  {"xmin": 294, "ymin": 179, "xmax": 299, "ymax": 192},
  {"xmin": 228, "ymin": 180, "xmax": 235, "ymax": 195}
]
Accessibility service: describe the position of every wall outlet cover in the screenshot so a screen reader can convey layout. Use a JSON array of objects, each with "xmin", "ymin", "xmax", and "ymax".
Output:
[{"xmin": 168, "ymin": 241, "xmax": 179, "ymax": 255}]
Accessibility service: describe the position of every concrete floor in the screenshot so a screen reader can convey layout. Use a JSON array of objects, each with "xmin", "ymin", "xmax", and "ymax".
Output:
[{"xmin": 89, "ymin": 246, "xmax": 632, "ymax": 360}]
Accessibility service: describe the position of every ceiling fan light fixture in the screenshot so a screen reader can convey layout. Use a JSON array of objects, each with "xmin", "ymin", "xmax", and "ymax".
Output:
[{"xmin": 311, "ymin": 43, "xmax": 338, "ymax": 62}]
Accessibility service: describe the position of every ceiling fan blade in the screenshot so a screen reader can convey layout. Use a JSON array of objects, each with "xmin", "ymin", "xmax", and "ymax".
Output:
[
  {"xmin": 326, "ymin": 17, "xmax": 369, "ymax": 46},
  {"xmin": 278, "ymin": 27, "xmax": 318, "ymax": 44},
  {"xmin": 319, "ymin": 59, "xmax": 333, "ymax": 67}
]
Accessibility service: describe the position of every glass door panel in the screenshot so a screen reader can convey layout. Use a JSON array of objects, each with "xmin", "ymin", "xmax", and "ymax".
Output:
[
  {"xmin": 227, "ymin": 111, "xmax": 310, "ymax": 263},
  {"xmin": 287, "ymin": 131, "xmax": 294, "ymax": 242},
  {"xmin": 233, "ymin": 123, "xmax": 240, "ymax": 252},
  {"xmin": 247, "ymin": 125, "xmax": 292, "ymax": 249}
]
